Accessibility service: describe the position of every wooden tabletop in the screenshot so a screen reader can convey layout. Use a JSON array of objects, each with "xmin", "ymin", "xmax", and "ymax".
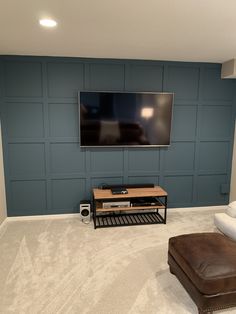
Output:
[{"xmin": 93, "ymin": 186, "xmax": 167, "ymax": 200}]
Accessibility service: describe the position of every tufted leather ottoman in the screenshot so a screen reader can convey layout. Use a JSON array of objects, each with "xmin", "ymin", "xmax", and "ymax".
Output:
[{"xmin": 168, "ymin": 233, "xmax": 236, "ymax": 314}]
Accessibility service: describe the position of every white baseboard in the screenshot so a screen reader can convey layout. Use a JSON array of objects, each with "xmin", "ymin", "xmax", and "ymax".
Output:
[
  {"xmin": 0, "ymin": 217, "xmax": 9, "ymax": 236},
  {"xmin": 3, "ymin": 205, "xmax": 227, "ymax": 223},
  {"xmin": 6, "ymin": 213, "xmax": 81, "ymax": 222},
  {"xmin": 170, "ymin": 205, "xmax": 227, "ymax": 212}
]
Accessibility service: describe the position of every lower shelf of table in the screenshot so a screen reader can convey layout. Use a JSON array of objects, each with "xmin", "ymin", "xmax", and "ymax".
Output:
[{"xmin": 94, "ymin": 211, "xmax": 166, "ymax": 228}]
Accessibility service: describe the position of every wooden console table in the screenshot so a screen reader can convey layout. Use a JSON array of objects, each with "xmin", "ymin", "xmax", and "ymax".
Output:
[{"xmin": 92, "ymin": 186, "xmax": 168, "ymax": 229}]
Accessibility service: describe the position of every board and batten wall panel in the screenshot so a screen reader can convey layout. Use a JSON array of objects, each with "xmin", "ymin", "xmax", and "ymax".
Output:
[
  {"xmin": 0, "ymin": 123, "xmax": 7, "ymax": 224},
  {"xmin": 0, "ymin": 56, "xmax": 235, "ymax": 216},
  {"xmin": 230, "ymin": 121, "xmax": 236, "ymax": 202},
  {"xmin": 0, "ymin": 59, "xmax": 7, "ymax": 223}
]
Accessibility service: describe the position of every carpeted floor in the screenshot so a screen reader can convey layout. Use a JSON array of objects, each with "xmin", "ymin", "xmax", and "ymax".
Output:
[{"xmin": 0, "ymin": 208, "xmax": 235, "ymax": 314}]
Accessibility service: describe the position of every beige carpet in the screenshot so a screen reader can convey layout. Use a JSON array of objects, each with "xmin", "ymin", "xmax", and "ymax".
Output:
[{"xmin": 0, "ymin": 208, "xmax": 235, "ymax": 314}]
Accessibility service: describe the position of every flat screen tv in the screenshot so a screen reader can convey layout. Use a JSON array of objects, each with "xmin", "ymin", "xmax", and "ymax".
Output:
[{"xmin": 79, "ymin": 91, "xmax": 174, "ymax": 147}]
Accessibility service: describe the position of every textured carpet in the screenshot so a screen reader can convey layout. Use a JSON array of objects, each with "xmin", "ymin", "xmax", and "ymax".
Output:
[{"xmin": 0, "ymin": 208, "xmax": 235, "ymax": 314}]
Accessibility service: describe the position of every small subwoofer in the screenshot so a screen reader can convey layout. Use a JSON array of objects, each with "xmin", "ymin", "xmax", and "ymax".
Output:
[{"xmin": 80, "ymin": 200, "xmax": 91, "ymax": 224}]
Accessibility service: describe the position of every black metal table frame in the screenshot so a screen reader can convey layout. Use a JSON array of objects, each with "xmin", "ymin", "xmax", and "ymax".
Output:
[{"xmin": 92, "ymin": 195, "xmax": 168, "ymax": 229}]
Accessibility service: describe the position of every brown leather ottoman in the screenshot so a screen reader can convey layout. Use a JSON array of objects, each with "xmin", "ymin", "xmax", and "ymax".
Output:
[{"xmin": 168, "ymin": 233, "xmax": 236, "ymax": 314}]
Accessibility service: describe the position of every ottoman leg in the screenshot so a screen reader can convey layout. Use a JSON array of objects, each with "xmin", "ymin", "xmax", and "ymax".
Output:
[{"xmin": 169, "ymin": 266, "xmax": 175, "ymax": 275}]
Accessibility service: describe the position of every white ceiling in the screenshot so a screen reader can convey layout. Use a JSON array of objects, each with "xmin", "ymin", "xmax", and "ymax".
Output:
[{"xmin": 0, "ymin": 0, "xmax": 236, "ymax": 63}]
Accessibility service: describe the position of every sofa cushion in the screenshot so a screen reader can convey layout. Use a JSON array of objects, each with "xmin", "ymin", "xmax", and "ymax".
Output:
[
  {"xmin": 168, "ymin": 233, "xmax": 236, "ymax": 295},
  {"xmin": 215, "ymin": 213, "xmax": 236, "ymax": 240},
  {"xmin": 226, "ymin": 206, "xmax": 236, "ymax": 218},
  {"xmin": 227, "ymin": 202, "xmax": 236, "ymax": 218}
]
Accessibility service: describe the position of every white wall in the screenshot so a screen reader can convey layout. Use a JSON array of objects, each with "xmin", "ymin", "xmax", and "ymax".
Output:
[
  {"xmin": 0, "ymin": 123, "xmax": 7, "ymax": 225},
  {"xmin": 230, "ymin": 120, "xmax": 236, "ymax": 202}
]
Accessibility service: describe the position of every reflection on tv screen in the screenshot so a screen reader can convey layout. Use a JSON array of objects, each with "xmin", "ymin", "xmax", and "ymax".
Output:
[{"xmin": 79, "ymin": 92, "xmax": 173, "ymax": 147}]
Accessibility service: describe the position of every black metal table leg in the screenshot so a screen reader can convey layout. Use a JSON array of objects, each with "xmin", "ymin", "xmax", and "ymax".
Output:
[
  {"xmin": 164, "ymin": 196, "xmax": 167, "ymax": 224},
  {"xmin": 92, "ymin": 196, "xmax": 96, "ymax": 229}
]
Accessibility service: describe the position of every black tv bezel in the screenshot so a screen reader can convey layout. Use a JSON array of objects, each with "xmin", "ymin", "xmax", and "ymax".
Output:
[{"xmin": 78, "ymin": 91, "xmax": 174, "ymax": 148}]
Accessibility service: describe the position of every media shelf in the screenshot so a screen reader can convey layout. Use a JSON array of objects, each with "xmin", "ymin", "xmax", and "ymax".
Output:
[{"xmin": 92, "ymin": 186, "xmax": 168, "ymax": 229}]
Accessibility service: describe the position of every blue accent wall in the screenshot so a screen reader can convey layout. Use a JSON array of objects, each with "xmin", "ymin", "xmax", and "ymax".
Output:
[{"xmin": 0, "ymin": 56, "xmax": 235, "ymax": 216}]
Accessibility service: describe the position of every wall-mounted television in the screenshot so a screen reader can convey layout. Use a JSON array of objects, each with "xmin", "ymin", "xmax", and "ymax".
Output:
[{"xmin": 79, "ymin": 91, "xmax": 174, "ymax": 147}]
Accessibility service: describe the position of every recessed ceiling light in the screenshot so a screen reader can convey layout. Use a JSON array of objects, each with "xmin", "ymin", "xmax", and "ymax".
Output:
[{"xmin": 39, "ymin": 19, "xmax": 57, "ymax": 28}]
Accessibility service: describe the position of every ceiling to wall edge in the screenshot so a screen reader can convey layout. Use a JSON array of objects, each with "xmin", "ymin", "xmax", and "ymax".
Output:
[{"xmin": 0, "ymin": 55, "xmax": 235, "ymax": 81}]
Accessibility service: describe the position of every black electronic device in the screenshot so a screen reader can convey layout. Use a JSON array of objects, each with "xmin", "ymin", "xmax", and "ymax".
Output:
[
  {"xmin": 79, "ymin": 91, "xmax": 173, "ymax": 147},
  {"xmin": 99, "ymin": 183, "xmax": 154, "ymax": 190},
  {"xmin": 131, "ymin": 197, "xmax": 162, "ymax": 207},
  {"xmin": 111, "ymin": 187, "xmax": 128, "ymax": 195}
]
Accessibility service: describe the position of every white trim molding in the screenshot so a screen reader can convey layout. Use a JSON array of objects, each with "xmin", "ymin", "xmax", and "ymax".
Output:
[
  {"xmin": 6, "ymin": 213, "xmax": 81, "ymax": 222},
  {"xmin": 0, "ymin": 217, "xmax": 8, "ymax": 237},
  {"xmin": 3, "ymin": 205, "xmax": 227, "ymax": 223},
  {"xmin": 170, "ymin": 205, "xmax": 227, "ymax": 212}
]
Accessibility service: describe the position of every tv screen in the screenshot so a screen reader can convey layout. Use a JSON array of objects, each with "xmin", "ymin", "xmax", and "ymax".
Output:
[{"xmin": 79, "ymin": 91, "xmax": 173, "ymax": 147}]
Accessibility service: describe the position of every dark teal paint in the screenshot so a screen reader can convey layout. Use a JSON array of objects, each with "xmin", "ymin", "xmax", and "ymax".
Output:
[{"xmin": 0, "ymin": 56, "xmax": 235, "ymax": 216}]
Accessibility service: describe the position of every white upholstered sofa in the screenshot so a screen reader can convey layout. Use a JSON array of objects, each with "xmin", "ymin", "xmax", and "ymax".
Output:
[{"xmin": 214, "ymin": 201, "xmax": 236, "ymax": 240}]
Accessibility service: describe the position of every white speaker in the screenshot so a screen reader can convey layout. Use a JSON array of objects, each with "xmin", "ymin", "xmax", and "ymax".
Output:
[{"xmin": 80, "ymin": 200, "xmax": 91, "ymax": 224}]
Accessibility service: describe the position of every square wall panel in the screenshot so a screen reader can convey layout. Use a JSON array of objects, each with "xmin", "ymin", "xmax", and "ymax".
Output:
[
  {"xmin": 163, "ymin": 176, "xmax": 193, "ymax": 205},
  {"xmin": 50, "ymin": 143, "xmax": 86, "ymax": 174},
  {"xmin": 5, "ymin": 61, "xmax": 42, "ymax": 97},
  {"xmin": 197, "ymin": 175, "xmax": 227, "ymax": 203},
  {"xmin": 128, "ymin": 149, "xmax": 160, "ymax": 172},
  {"xmin": 90, "ymin": 149, "xmax": 123, "ymax": 172},
  {"xmin": 89, "ymin": 64, "xmax": 124, "ymax": 90},
  {"xmin": 171, "ymin": 106, "xmax": 197, "ymax": 141},
  {"xmin": 164, "ymin": 142, "xmax": 195, "ymax": 171},
  {"xmin": 167, "ymin": 66, "xmax": 199, "ymax": 100},
  {"xmin": 199, "ymin": 142, "xmax": 229, "ymax": 172},
  {"xmin": 52, "ymin": 178, "xmax": 86, "ymax": 212},
  {"xmin": 10, "ymin": 180, "xmax": 46, "ymax": 216},
  {"xmin": 49, "ymin": 103, "xmax": 79, "ymax": 138},
  {"xmin": 127, "ymin": 64, "xmax": 163, "ymax": 91},
  {"xmin": 128, "ymin": 176, "xmax": 159, "ymax": 185},
  {"xmin": 0, "ymin": 60, "xmax": 2, "ymax": 96},
  {"xmin": 91, "ymin": 177, "xmax": 123, "ymax": 188},
  {"xmin": 9, "ymin": 143, "xmax": 45, "ymax": 177},
  {"xmin": 47, "ymin": 63, "xmax": 84, "ymax": 98},
  {"xmin": 6, "ymin": 102, "xmax": 44, "ymax": 138},
  {"xmin": 199, "ymin": 106, "xmax": 232, "ymax": 140},
  {"xmin": 202, "ymin": 67, "xmax": 234, "ymax": 101}
]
